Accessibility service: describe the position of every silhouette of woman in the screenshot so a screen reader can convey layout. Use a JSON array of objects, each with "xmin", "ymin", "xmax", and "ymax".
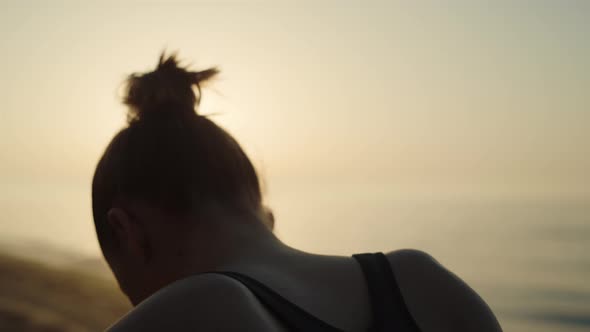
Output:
[{"xmin": 92, "ymin": 53, "xmax": 502, "ymax": 332}]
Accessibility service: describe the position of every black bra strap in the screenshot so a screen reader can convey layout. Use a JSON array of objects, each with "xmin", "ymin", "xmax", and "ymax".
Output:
[
  {"xmin": 213, "ymin": 271, "xmax": 342, "ymax": 332},
  {"xmin": 352, "ymin": 252, "xmax": 421, "ymax": 332}
]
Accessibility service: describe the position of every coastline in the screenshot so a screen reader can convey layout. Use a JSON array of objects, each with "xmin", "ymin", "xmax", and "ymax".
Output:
[{"xmin": 0, "ymin": 248, "xmax": 130, "ymax": 331}]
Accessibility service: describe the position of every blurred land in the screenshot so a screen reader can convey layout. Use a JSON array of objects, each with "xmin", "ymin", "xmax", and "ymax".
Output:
[{"xmin": 0, "ymin": 249, "xmax": 130, "ymax": 332}]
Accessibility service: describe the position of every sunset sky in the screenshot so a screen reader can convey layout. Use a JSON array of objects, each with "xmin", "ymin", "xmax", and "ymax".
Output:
[{"xmin": 1, "ymin": 1, "xmax": 588, "ymax": 255}]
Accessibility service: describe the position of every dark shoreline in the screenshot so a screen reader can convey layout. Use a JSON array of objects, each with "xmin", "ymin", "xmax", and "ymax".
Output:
[{"xmin": 0, "ymin": 252, "xmax": 130, "ymax": 331}]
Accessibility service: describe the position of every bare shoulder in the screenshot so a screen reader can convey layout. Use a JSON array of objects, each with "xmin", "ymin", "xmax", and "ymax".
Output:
[
  {"xmin": 385, "ymin": 249, "xmax": 502, "ymax": 332},
  {"xmin": 108, "ymin": 273, "xmax": 282, "ymax": 332}
]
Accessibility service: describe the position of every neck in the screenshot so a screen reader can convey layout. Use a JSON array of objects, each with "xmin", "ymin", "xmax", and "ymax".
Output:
[
  {"xmin": 180, "ymin": 214, "xmax": 289, "ymax": 272},
  {"xmin": 133, "ymin": 214, "xmax": 292, "ymax": 304}
]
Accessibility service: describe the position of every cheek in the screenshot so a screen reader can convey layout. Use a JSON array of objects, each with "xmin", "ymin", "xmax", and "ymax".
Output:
[
  {"xmin": 110, "ymin": 261, "xmax": 133, "ymax": 299},
  {"xmin": 103, "ymin": 251, "xmax": 130, "ymax": 293}
]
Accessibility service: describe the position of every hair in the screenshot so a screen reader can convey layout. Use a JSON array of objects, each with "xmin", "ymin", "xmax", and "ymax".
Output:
[{"xmin": 92, "ymin": 53, "xmax": 263, "ymax": 250}]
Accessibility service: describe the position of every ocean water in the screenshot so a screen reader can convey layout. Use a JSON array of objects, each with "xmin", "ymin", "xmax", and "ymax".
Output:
[
  {"xmin": 270, "ymin": 184, "xmax": 590, "ymax": 332},
  {"xmin": 1, "ymin": 182, "xmax": 588, "ymax": 331}
]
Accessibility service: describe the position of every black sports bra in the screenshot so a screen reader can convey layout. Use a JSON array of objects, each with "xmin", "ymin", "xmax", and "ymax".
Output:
[{"xmin": 215, "ymin": 252, "xmax": 421, "ymax": 332}]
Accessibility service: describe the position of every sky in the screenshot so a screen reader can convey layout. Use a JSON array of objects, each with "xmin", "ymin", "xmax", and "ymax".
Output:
[{"xmin": 0, "ymin": 0, "xmax": 589, "ymax": 254}]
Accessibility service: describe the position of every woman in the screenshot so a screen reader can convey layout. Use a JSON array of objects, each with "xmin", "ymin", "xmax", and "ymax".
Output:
[{"xmin": 92, "ymin": 53, "xmax": 502, "ymax": 331}]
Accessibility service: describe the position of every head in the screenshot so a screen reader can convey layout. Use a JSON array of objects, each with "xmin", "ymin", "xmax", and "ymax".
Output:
[{"xmin": 92, "ymin": 53, "xmax": 273, "ymax": 304}]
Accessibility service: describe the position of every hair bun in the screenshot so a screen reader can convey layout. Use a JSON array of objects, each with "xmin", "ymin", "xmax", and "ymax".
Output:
[{"xmin": 124, "ymin": 52, "xmax": 219, "ymax": 122}]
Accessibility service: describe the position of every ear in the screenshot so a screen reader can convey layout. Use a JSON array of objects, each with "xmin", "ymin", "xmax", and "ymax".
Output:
[
  {"xmin": 107, "ymin": 207, "xmax": 151, "ymax": 264},
  {"xmin": 264, "ymin": 207, "xmax": 275, "ymax": 231}
]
